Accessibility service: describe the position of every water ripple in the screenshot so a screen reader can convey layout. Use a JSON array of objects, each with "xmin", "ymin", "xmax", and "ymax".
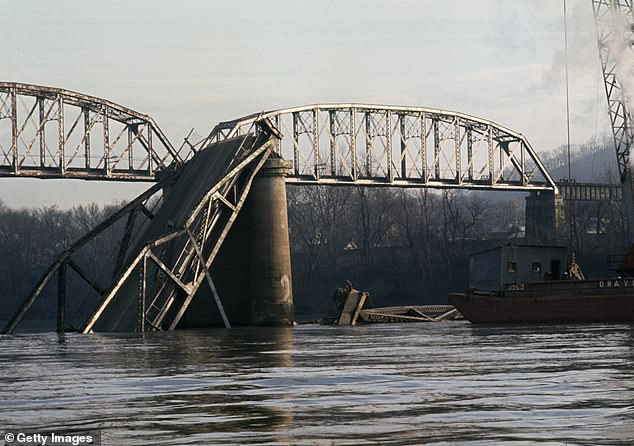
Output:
[{"xmin": 1, "ymin": 322, "xmax": 634, "ymax": 444}]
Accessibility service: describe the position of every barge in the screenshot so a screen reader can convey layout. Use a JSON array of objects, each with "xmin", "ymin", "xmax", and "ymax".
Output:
[
  {"xmin": 449, "ymin": 279, "xmax": 634, "ymax": 323},
  {"xmin": 448, "ymin": 243, "xmax": 634, "ymax": 324}
]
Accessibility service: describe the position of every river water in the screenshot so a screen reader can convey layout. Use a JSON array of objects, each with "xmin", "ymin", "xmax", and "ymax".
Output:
[{"xmin": 1, "ymin": 322, "xmax": 633, "ymax": 445}]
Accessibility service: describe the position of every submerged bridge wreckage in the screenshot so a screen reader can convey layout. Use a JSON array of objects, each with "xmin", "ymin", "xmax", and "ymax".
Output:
[{"xmin": 0, "ymin": 82, "xmax": 614, "ymax": 334}]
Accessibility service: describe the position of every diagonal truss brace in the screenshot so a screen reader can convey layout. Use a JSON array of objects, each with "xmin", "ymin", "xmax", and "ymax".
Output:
[
  {"xmin": 1, "ymin": 178, "xmax": 168, "ymax": 334},
  {"xmin": 82, "ymin": 123, "xmax": 278, "ymax": 333}
]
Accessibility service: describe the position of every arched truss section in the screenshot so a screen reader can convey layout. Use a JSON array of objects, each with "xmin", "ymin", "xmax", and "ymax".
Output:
[
  {"xmin": 209, "ymin": 104, "xmax": 558, "ymax": 192},
  {"xmin": 0, "ymin": 82, "xmax": 184, "ymax": 181}
]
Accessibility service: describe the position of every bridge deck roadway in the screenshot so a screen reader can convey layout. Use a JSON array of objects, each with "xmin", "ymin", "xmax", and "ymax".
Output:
[{"xmin": 91, "ymin": 135, "xmax": 257, "ymax": 332}]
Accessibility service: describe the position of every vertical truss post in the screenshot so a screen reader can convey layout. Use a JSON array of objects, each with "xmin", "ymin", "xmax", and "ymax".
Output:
[
  {"xmin": 487, "ymin": 126, "xmax": 494, "ymax": 185},
  {"xmin": 138, "ymin": 253, "xmax": 147, "ymax": 333},
  {"xmin": 421, "ymin": 112, "xmax": 427, "ymax": 183},
  {"xmin": 313, "ymin": 109, "xmax": 320, "ymax": 180},
  {"xmin": 10, "ymin": 88, "xmax": 17, "ymax": 173},
  {"xmin": 499, "ymin": 141, "xmax": 505, "ymax": 181},
  {"xmin": 83, "ymin": 108, "xmax": 91, "ymax": 169},
  {"xmin": 350, "ymin": 108, "xmax": 357, "ymax": 181},
  {"xmin": 399, "ymin": 115, "xmax": 407, "ymax": 179},
  {"xmin": 521, "ymin": 142, "xmax": 526, "ymax": 185},
  {"xmin": 433, "ymin": 119, "xmax": 440, "ymax": 179},
  {"xmin": 386, "ymin": 110, "xmax": 393, "ymax": 181},
  {"xmin": 292, "ymin": 112, "xmax": 300, "ymax": 176},
  {"xmin": 147, "ymin": 126, "xmax": 153, "ymax": 175},
  {"xmin": 103, "ymin": 105, "xmax": 110, "ymax": 175},
  {"xmin": 57, "ymin": 262, "xmax": 66, "ymax": 334},
  {"xmin": 329, "ymin": 110, "xmax": 336, "ymax": 175},
  {"xmin": 38, "ymin": 97, "xmax": 45, "ymax": 167},
  {"xmin": 57, "ymin": 94, "xmax": 65, "ymax": 175},
  {"xmin": 365, "ymin": 112, "xmax": 372, "ymax": 177},
  {"xmin": 128, "ymin": 126, "xmax": 134, "ymax": 171},
  {"xmin": 455, "ymin": 117, "xmax": 461, "ymax": 183},
  {"xmin": 467, "ymin": 128, "xmax": 473, "ymax": 181}
]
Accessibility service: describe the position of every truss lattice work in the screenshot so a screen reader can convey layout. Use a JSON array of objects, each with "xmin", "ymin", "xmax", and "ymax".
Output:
[
  {"xmin": 0, "ymin": 82, "xmax": 185, "ymax": 180},
  {"xmin": 0, "ymin": 180, "xmax": 165, "ymax": 334},
  {"xmin": 82, "ymin": 126, "xmax": 277, "ymax": 333},
  {"xmin": 592, "ymin": 0, "xmax": 634, "ymax": 241},
  {"xmin": 209, "ymin": 104, "xmax": 557, "ymax": 192},
  {"xmin": 593, "ymin": 0, "xmax": 634, "ymax": 182}
]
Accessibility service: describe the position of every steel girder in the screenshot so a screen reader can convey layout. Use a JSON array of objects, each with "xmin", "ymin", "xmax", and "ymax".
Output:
[
  {"xmin": 207, "ymin": 104, "xmax": 558, "ymax": 192},
  {"xmin": 0, "ymin": 82, "xmax": 185, "ymax": 181}
]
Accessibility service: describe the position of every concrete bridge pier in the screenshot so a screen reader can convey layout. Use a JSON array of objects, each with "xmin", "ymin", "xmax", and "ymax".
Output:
[
  {"xmin": 177, "ymin": 155, "xmax": 295, "ymax": 329},
  {"xmin": 181, "ymin": 156, "xmax": 295, "ymax": 328},
  {"xmin": 525, "ymin": 190, "xmax": 565, "ymax": 245},
  {"xmin": 248, "ymin": 158, "xmax": 294, "ymax": 326}
]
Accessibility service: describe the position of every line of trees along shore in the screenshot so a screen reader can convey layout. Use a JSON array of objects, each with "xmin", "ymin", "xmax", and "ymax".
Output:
[
  {"xmin": 0, "ymin": 186, "xmax": 625, "ymax": 324},
  {"xmin": 0, "ymin": 202, "xmax": 125, "ymax": 325}
]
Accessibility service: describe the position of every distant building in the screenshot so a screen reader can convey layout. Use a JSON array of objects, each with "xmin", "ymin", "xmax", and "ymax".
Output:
[{"xmin": 468, "ymin": 244, "xmax": 568, "ymax": 292}]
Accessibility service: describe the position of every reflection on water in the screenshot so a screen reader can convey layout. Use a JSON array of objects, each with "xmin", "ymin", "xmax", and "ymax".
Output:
[{"xmin": 1, "ymin": 323, "xmax": 633, "ymax": 445}]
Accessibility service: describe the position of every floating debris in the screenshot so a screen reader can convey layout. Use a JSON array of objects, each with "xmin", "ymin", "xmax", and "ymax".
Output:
[
  {"xmin": 359, "ymin": 305, "xmax": 461, "ymax": 323},
  {"xmin": 323, "ymin": 282, "xmax": 462, "ymax": 326},
  {"xmin": 322, "ymin": 281, "xmax": 371, "ymax": 326}
]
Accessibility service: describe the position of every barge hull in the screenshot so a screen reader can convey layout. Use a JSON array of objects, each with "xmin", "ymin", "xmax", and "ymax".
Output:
[{"xmin": 449, "ymin": 288, "xmax": 634, "ymax": 324}]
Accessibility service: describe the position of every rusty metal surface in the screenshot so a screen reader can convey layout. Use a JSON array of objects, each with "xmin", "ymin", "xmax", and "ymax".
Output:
[{"xmin": 0, "ymin": 82, "xmax": 186, "ymax": 181}]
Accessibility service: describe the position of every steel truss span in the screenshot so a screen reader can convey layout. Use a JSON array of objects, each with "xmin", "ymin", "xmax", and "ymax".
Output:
[
  {"xmin": 0, "ymin": 82, "xmax": 183, "ymax": 181},
  {"xmin": 208, "ymin": 104, "xmax": 558, "ymax": 192}
]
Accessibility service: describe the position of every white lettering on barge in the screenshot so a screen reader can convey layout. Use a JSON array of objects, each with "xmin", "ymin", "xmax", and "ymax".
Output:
[{"xmin": 599, "ymin": 279, "xmax": 631, "ymax": 288}]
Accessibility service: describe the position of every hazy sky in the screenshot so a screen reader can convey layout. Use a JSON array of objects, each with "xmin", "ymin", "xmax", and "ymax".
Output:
[{"xmin": 0, "ymin": 0, "xmax": 611, "ymax": 208}]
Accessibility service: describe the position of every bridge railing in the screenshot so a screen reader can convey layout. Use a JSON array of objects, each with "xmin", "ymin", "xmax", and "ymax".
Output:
[
  {"xmin": 0, "ymin": 82, "xmax": 184, "ymax": 181},
  {"xmin": 208, "ymin": 104, "xmax": 558, "ymax": 192}
]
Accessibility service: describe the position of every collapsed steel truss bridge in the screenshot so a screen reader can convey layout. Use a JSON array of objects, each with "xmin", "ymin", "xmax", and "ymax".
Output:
[{"xmin": 0, "ymin": 83, "xmax": 620, "ymax": 335}]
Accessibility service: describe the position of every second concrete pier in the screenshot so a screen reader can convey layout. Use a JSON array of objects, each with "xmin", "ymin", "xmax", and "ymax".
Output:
[{"xmin": 249, "ymin": 158, "xmax": 294, "ymax": 326}]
